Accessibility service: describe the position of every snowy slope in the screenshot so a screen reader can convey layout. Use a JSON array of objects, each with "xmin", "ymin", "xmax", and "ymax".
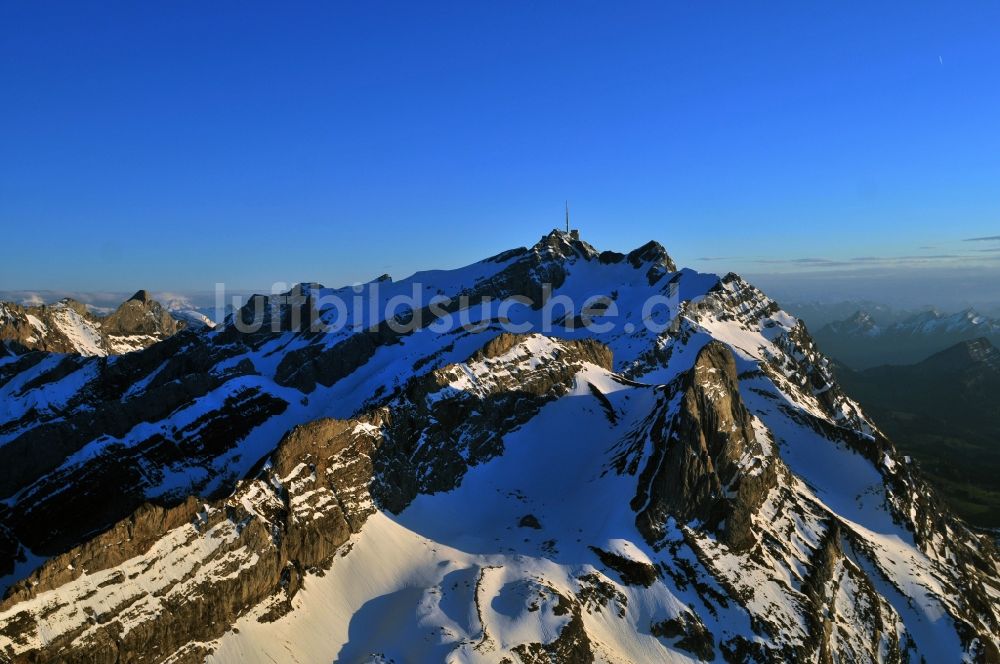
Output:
[{"xmin": 0, "ymin": 231, "xmax": 997, "ymax": 663}]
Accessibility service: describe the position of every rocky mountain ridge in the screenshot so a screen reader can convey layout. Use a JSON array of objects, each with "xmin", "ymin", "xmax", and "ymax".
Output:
[
  {"xmin": 0, "ymin": 231, "xmax": 997, "ymax": 663},
  {"xmin": 0, "ymin": 291, "xmax": 192, "ymax": 357}
]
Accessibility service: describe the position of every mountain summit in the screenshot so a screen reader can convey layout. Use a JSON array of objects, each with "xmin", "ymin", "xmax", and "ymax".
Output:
[
  {"xmin": 0, "ymin": 290, "xmax": 189, "ymax": 356},
  {"xmin": 127, "ymin": 289, "xmax": 153, "ymax": 304},
  {"xmin": 0, "ymin": 232, "xmax": 997, "ymax": 663}
]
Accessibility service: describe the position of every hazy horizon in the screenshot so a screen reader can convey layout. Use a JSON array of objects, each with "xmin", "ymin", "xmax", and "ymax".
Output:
[
  {"xmin": 3, "ymin": 2, "xmax": 999, "ymax": 297},
  {"xmin": 3, "ymin": 238, "xmax": 1000, "ymax": 317}
]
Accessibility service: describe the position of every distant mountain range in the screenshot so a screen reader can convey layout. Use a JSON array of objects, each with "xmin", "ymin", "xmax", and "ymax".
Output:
[
  {"xmin": 813, "ymin": 307, "xmax": 1000, "ymax": 369},
  {"xmin": 0, "ymin": 290, "xmax": 209, "ymax": 357},
  {"xmin": 836, "ymin": 338, "xmax": 1000, "ymax": 528},
  {"xmin": 780, "ymin": 300, "xmax": 903, "ymax": 329}
]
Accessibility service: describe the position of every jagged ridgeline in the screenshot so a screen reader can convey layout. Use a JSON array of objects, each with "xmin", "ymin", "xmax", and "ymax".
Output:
[
  {"xmin": 0, "ymin": 231, "xmax": 997, "ymax": 663},
  {"xmin": 0, "ymin": 290, "xmax": 196, "ymax": 357}
]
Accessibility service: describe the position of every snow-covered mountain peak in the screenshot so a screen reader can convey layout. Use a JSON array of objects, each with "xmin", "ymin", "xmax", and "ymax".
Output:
[
  {"xmin": 624, "ymin": 239, "xmax": 676, "ymax": 273},
  {"xmin": 0, "ymin": 235, "xmax": 997, "ymax": 663},
  {"xmin": 525, "ymin": 230, "xmax": 677, "ymax": 278},
  {"xmin": 530, "ymin": 228, "xmax": 601, "ymax": 261},
  {"xmin": 957, "ymin": 306, "xmax": 989, "ymax": 326},
  {"xmin": 824, "ymin": 309, "xmax": 881, "ymax": 336},
  {"xmin": 51, "ymin": 297, "xmax": 90, "ymax": 317},
  {"xmin": 0, "ymin": 291, "xmax": 192, "ymax": 356},
  {"xmin": 892, "ymin": 307, "xmax": 998, "ymax": 335}
]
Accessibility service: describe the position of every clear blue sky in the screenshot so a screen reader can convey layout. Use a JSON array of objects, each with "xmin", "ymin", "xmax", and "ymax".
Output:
[{"xmin": 2, "ymin": 1, "xmax": 999, "ymax": 293}]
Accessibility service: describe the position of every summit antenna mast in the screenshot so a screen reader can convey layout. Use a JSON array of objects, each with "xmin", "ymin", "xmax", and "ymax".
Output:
[{"xmin": 565, "ymin": 201, "xmax": 570, "ymax": 234}]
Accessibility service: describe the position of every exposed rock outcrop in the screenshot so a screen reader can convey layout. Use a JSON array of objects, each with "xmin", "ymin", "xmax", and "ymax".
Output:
[
  {"xmin": 0, "ymin": 414, "xmax": 381, "ymax": 663},
  {"xmin": 0, "ymin": 332, "xmax": 616, "ymax": 662},
  {"xmin": 0, "ymin": 291, "xmax": 188, "ymax": 357},
  {"xmin": 634, "ymin": 341, "xmax": 776, "ymax": 550}
]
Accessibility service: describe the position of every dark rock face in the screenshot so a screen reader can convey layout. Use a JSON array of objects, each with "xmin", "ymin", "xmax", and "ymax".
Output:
[
  {"xmin": 588, "ymin": 546, "xmax": 659, "ymax": 587},
  {"xmin": 0, "ymin": 414, "xmax": 381, "ymax": 664},
  {"xmin": 511, "ymin": 592, "xmax": 594, "ymax": 664},
  {"xmin": 0, "ymin": 356, "xmax": 284, "ymax": 556},
  {"xmin": 518, "ymin": 514, "xmax": 542, "ymax": 529},
  {"xmin": 627, "ymin": 240, "xmax": 677, "ymax": 283},
  {"xmin": 574, "ymin": 573, "xmax": 628, "ymax": 618},
  {"xmin": 651, "ymin": 612, "xmax": 716, "ymax": 661},
  {"xmin": 128, "ymin": 290, "xmax": 152, "ymax": 304},
  {"xmin": 1, "ymin": 499, "xmax": 205, "ymax": 607},
  {"xmin": 633, "ymin": 341, "xmax": 776, "ymax": 550},
  {"xmin": 0, "ymin": 327, "xmax": 258, "ymax": 559},
  {"xmin": 271, "ymin": 417, "xmax": 379, "ymax": 536},
  {"xmin": 7, "ymin": 386, "xmax": 287, "ymax": 555},
  {"xmin": 274, "ymin": 320, "xmax": 400, "ymax": 393}
]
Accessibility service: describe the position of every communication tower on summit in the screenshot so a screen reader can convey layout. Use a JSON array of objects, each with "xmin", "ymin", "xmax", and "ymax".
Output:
[{"xmin": 564, "ymin": 201, "xmax": 580, "ymax": 239}]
